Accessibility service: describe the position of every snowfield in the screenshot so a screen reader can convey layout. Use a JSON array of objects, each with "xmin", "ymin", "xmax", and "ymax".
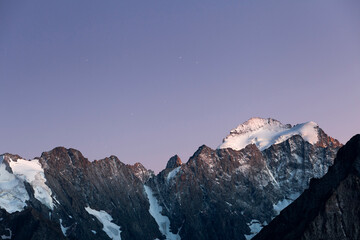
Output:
[
  {"xmin": 8, "ymin": 158, "xmax": 54, "ymax": 210},
  {"xmin": 167, "ymin": 166, "xmax": 181, "ymax": 183},
  {"xmin": 0, "ymin": 159, "xmax": 29, "ymax": 213},
  {"xmin": 219, "ymin": 118, "xmax": 319, "ymax": 151},
  {"xmin": 0, "ymin": 155, "xmax": 54, "ymax": 213},
  {"xmin": 85, "ymin": 207, "xmax": 122, "ymax": 240},
  {"xmin": 144, "ymin": 185, "xmax": 181, "ymax": 240}
]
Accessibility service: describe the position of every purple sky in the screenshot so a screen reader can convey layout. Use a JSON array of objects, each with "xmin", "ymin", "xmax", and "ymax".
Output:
[{"xmin": 1, "ymin": 0, "xmax": 359, "ymax": 172}]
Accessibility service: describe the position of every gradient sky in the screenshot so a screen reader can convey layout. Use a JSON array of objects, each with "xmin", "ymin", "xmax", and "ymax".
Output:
[{"xmin": 1, "ymin": 0, "xmax": 359, "ymax": 172}]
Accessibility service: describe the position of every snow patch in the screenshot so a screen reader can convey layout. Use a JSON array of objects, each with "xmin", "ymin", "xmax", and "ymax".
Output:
[
  {"xmin": 167, "ymin": 167, "xmax": 180, "ymax": 183},
  {"xmin": 53, "ymin": 196, "xmax": 60, "ymax": 205},
  {"xmin": 273, "ymin": 193, "xmax": 300, "ymax": 215},
  {"xmin": 144, "ymin": 185, "xmax": 181, "ymax": 240},
  {"xmin": 8, "ymin": 158, "xmax": 54, "ymax": 209},
  {"xmin": 265, "ymin": 165, "xmax": 279, "ymax": 187},
  {"xmin": 244, "ymin": 220, "xmax": 264, "ymax": 240},
  {"xmin": 91, "ymin": 230, "xmax": 97, "ymax": 234},
  {"xmin": 219, "ymin": 118, "xmax": 318, "ymax": 151},
  {"xmin": 59, "ymin": 219, "xmax": 69, "ymax": 237},
  {"xmin": 0, "ymin": 228, "xmax": 11, "ymax": 240},
  {"xmin": 293, "ymin": 154, "xmax": 303, "ymax": 164},
  {"xmin": 85, "ymin": 207, "xmax": 122, "ymax": 240}
]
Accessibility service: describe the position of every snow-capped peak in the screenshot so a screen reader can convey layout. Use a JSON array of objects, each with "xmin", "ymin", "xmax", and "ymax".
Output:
[{"xmin": 219, "ymin": 118, "xmax": 319, "ymax": 151}]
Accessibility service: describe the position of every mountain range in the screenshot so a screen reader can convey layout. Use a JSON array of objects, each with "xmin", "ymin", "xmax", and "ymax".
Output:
[{"xmin": 0, "ymin": 117, "xmax": 346, "ymax": 239}]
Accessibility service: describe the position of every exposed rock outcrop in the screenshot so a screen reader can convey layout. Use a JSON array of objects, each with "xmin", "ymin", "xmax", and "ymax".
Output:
[{"xmin": 166, "ymin": 155, "xmax": 182, "ymax": 169}]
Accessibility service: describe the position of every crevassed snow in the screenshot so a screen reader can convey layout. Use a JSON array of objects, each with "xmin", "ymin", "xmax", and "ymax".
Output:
[
  {"xmin": 0, "ymin": 160, "xmax": 29, "ymax": 213},
  {"xmin": 244, "ymin": 220, "xmax": 264, "ymax": 240},
  {"xmin": 273, "ymin": 193, "xmax": 300, "ymax": 215},
  {"xmin": 144, "ymin": 185, "xmax": 181, "ymax": 240},
  {"xmin": 85, "ymin": 207, "xmax": 122, "ymax": 240},
  {"xmin": 219, "ymin": 118, "xmax": 318, "ymax": 151},
  {"xmin": 8, "ymin": 158, "xmax": 54, "ymax": 210},
  {"xmin": 59, "ymin": 219, "xmax": 69, "ymax": 237},
  {"xmin": 167, "ymin": 167, "xmax": 181, "ymax": 183}
]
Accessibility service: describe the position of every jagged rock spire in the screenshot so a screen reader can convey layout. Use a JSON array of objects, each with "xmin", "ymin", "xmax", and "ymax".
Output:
[{"xmin": 166, "ymin": 155, "xmax": 182, "ymax": 169}]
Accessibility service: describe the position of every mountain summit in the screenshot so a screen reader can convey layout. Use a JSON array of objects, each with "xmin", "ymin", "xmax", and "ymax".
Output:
[{"xmin": 219, "ymin": 117, "xmax": 320, "ymax": 151}]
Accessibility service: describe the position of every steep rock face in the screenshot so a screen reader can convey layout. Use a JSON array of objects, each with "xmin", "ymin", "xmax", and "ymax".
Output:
[
  {"xmin": 147, "ymin": 122, "xmax": 341, "ymax": 239},
  {"xmin": 40, "ymin": 147, "xmax": 160, "ymax": 240},
  {"xmin": 253, "ymin": 134, "xmax": 360, "ymax": 240}
]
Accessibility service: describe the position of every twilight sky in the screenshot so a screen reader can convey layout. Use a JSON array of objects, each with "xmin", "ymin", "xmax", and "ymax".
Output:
[{"xmin": 1, "ymin": 0, "xmax": 359, "ymax": 172}]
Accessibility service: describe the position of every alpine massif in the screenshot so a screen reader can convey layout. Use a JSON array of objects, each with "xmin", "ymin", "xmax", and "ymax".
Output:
[{"xmin": 0, "ymin": 118, "xmax": 342, "ymax": 240}]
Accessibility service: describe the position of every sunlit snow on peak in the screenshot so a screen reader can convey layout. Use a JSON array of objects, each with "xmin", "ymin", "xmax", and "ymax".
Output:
[{"xmin": 219, "ymin": 118, "xmax": 319, "ymax": 151}]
